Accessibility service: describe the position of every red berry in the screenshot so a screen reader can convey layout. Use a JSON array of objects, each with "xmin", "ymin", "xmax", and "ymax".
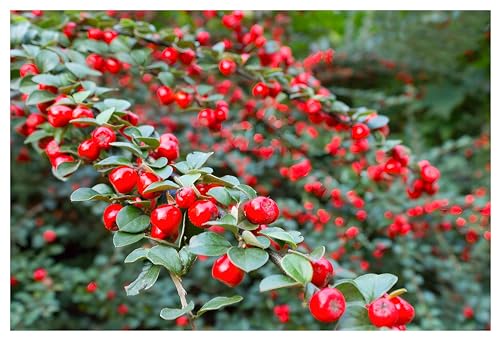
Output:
[
  {"xmin": 87, "ymin": 27, "xmax": 103, "ymax": 40},
  {"xmin": 176, "ymin": 316, "xmax": 189, "ymax": 327},
  {"xmin": 156, "ymin": 85, "xmax": 176, "ymax": 105},
  {"xmin": 421, "ymin": 164, "xmax": 440, "ymax": 183},
  {"xmin": 384, "ymin": 158, "xmax": 402, "ymax": 175},
  {"xmin": 188, "ymin": 200, "xmax": 219, "ymax": 227},
  {"xmin": 91, "ymin": 126, "xmax": 116, "ymax": 149},
  {"xmin": 117, "ymin": 304, "xmax": 128, "ymax": 315},
  {"xmin": 50, "ymin": 154, "xmax": 75, "ymax": 169},
  {"xmin": 157, "ymin": 134, "xmax": 180, "ymax": 161},
  {"xmin": 197, "ymin": 108, "xmax": 216, "ymax": 127},
  {"xmin": 197, "ymin": 31, "xmax": 210, "ymax": 45},
  {"xmin": 311, "ymin": 257, "xmax": 335, "ymax": 288},
  {"xmin": 123, "ymin": 111, "xmax": 139, "ymax": 126},
  {"xmin": 86, "ymin": 53, "xmax": 105, "ymax": 71},
  {"xmin": 309, "ymin": 287, "xmax": 346, "ymax": 323},
  {"xmin": 63, "ymin": 22, "xmax": 77, "ymax": 38},
  {"xmin": 43, "ymin": 230, "xmax": 57, "ymax": 243},
  {"xmin": 345, "ymin": 226, "xmax": 359, "ymax": 239},
  {"xmin": 160, "ymin": 47, "xmax": 178, "ymax": 65},
  {"xmin": 33, "ymin": 268, "xmax": 47, "ymax": 281},
  {"xmin": 218, "ymin": 59, "xmax": 237, "ymax": 76},
  {"xmin": 368, "ymin": 297, "xmax": 399, "ymax": 328},
  {"xmin": 463, "ymin": 306, "xmax": 474, "ymax": 319},
  {"xmin": 105, "ymin": 57, "xmax": 122, "ymax": 74},
  {"xmin": 244, "ymin": 196, "xmax": 279, "ymax": 224},
  {"xmin": 150, "ymin": 225, "xmax": 168, "ymax": 240},
  {"xmin": 102, "ymin": 29, "xmax": 118, "ymax": 44},
  {"xmin": 47, "ymin": 105, "xmax": 73, "ymax": 127},
  {"xmin": 19, "ymin": 63, "xmax": 40, "ymax": 77},
  {"xmin": 109, "ymin": 166, "xmax": 138, "ymax": 194},
  {"xmin": 103, "ymin": 203, "xmax": 122, "ymax": 231},
  {"xmin": 137, "ymin": 172, "xmax": 161, "ymax": 199},
  {"xmin": 351, "ymin": 123, "xmax": 370, "ymax": 140},
  {"xmin": 211, "ymin": 254, "xmax": 245, "ymax": 287},
  {"xmin": 390, "ymin": 296, "xmax": 415, "ymax": 325},
  {"xmin": 25, "ymin": 113, "xmax": 46, "ymax": 131},
  {"xmin": 268, "ymin": 80, "xmax": 282, "ymax": 97},
  {"xmin": 151, "ymin": 204, "xmax": 182, "ymax": 237},
  {"xmin": 71, "ymin": 105, "xmax": 94, "ymax": 127},
  {"xmin": 179, "ymin": 49, "xmax": 195, "ymax": 65},
  {"xmin": 78, "ymin": 138, "xmax": 101, "ymax": 161},
  {"xmin": 252, "ymin": 82, "xmax": 269, "ymax": 97},
  {"xmin": 176, "ymin": 187, "xmax": 197, "ymax": 208},
  {"xmin": 175, "ymin": 91, "xmax": 192, "ymax": 109},
  {"xmin": 86, "ymin": 281, "xmax": 98, "ymax": 293}
]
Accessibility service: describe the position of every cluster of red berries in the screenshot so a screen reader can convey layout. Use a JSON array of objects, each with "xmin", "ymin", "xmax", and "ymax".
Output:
[
  {"xmin": 197, "ymin": 101, "xmax": 229, "ymax": 131},
  {"xmin": 367, "ymin": 294, "xmax": 415, "ymax": 330},
  {"xmin": 407, "ymin": 160, "xmax": 440, "ymax": 199}
]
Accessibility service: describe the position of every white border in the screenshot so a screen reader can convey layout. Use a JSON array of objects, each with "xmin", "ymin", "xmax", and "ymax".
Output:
[{"xmin": 2, "ymin": 1, "xmax": 498, "ymax": 339}]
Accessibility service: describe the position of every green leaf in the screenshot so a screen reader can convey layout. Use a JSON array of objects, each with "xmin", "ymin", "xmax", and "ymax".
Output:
[
  {"xmin": 188, "ymin": 232, "xmax": 232, "ymax": 256},
  {"xmin": 69, "ymin": 117, "xmax": 98, "ymax": 126},
  {"xmin": 207, "ymin": 187, "xmax": 233, "ymax": 206},
  {"xmin": 186, "ymin": 151, "xmax": 213, "ymax": 169},
  {"xmin": 124, "ymin": 262, "xmax": 161, "ymax": 296},
  {"xmin": 35, "ymin": 50, "xmax": 60, "ymax": 73},
  {"xmin": 204, "ymin": 214, "xmax": 238, "ymax": 233},
  {"xmin": 158, "ymin": 71, "xmax": 174, "ymax": 86},
  {"xmin": 95, "ymin": 156, "xmax": 132, "ymax": 168},
  {"xmin": 143, "ymin": 179, "xmax": 179, "ymax": 194},
  {"xmin": 197, "ymin": 84, "xmax": 213, "ymax": 95},
  {"xmin": 147, "ymin": 157, "xmax": 168, "ymax": 168},
  {"xmin": 32, "ymin": 74, "xmax": 64, "ymax": 87},
  {"xmin": 72, "ymin": 90, "xmax": 92, "ymax": 103},
  {"xmin": 160, "ymin": 301, "xmax": 195, "ymax": 320},
  {"xmin": 179, "ymin": 246, "xmax": 197, "ymax": 273},
  {"xmin": 104, "ymin": 98, "xmax": 131, "ymax": 111},
  {"xmin": 310, "ymin": 246, "xmax": 326, "ymax": 261},
  {"xmin": 259, "ymin": 227, "xmax": 296, "ymax": 247},
  {"xmin": 337, "ymin": 304, "xmax": 376, "ymax": 330},
  {"xmin": 366, "ymin": 115, "xmax": 389, "ymax": 130},
  {"xmin": 54, "ymin": 160, "xmax": 81, "ymax": 178},
  {"xmin": 236, "ymin": 184, "xmax": 257, "ymax": 199},
  {"xmin": 109, "ymin": 142, "xmax": 145, "ymax": 158},
  {"xmin": 241, "ymin": 231, "xmax": 271, "ymax": 249},
  {"xmin": 136, "ymin": 125, "xmax": 155, "ymax": 137},
  {"xmin": 124, "ymin": 248, "xmax": 150, "ymax": 263},
  {"xmin": 259, "ymin": 274, "xmax": 300, "ymax": 292},
  {"xmin": 147, "ymin": 245, "xmax": 182, "ymax": 274},
  {"xmin": 280, "ymin": 253, "xmax": 313, "ymax": 285},
  {"xmin": 334, "ymin": 280, "xmax": 366, "ymax": 304},
  {"xmin": 177, "ymin": 173, "xmax": 201, "ymax": 187},
  {"xmin": 116, "ymin": 206, "xmax": 150, "ymax": 233},
  {"xmin": 26, "ymin": 90, "xmax": 56, "ymax": 105},
  {"xmin": 203, "ymin": 174, "xmax": 240, "ymax": 187},
  {"xmin": 70, "ymin": 187, "xmax": 110, "ymax": 202},
  {"xmin": 227, "ymin": 247, "xmax": 269, "ymax": 272},
  {"xmin": 354, "ymin": 273, "xmax": 398, "ymax": 303},
  {"xmin": 24, "ymin": 130, "xmax": 52, "ymax": 144},
  {"xmin": 65, "ymin": 62, "xmax": 102, "ymax": 78},
  {"xmin": 197, "ymin": 296, "xmax": 243, "ymax": 317},
  {"xmin": 135, "ymin": 136, "xmax": 160, "ymax": 148},
  {"xmin": 153, "ymin": 165, "xmax": 174, "ymax": 180},
  {"xmin": 113, "ymin": 231, "xmax": 144, "ymax": 247},
  {"xmin": 95, "ymin": 107, "xmax": 115, "ymax": 125},
  {"xmin": 91, "ymin": 183, "xmax": 114, "ymax": 195}
]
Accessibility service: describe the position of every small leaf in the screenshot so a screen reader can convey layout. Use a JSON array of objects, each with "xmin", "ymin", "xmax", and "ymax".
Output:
[
  {"xmin": 24, "ymin": 130, "xmax": 52, "ymax": 144},
  {"xmin": 334, "ymin": 280, "xmax": 366, "ymax": 304},
  {"xmin": 65, "ymin": 62, "xmax": 102, "ymax": 78},
  {"xmin": 147, "ymin": 157, "xmax": 168, "ymax": 168},
  {"xmin": 173, "ymin": 161, "xmax": 190, "ymax": 174},
  {"xmin": 366, "ymin": 115, "xmax": 389, "ymax": 130},
  {"xmin": 26, "ymin": 90, "xmax": 56, "ymax": 105},
  {"xmin": 95, "ymin": 107, "xmax": 115, "ymax": 125},
  {"xmin": 109, "ymin": 141, "xmax": 145, "ymax": 158},
  {"xmin": 203, "ymin": 174, "xmax": 240, "ymax": 187},
  {"xmin": 116, "ymin": 206, "xmax": 150, "ymax": 233},
  {"xmin": 95, "ymin": 155, "xmax": 132, "ymax": 168},
  {"xmin": 143, "ymin": 179, "xmax": 179, "ymax": 194},
  {"xmin": 207, "ymin": 187, "xmax": 233, "ymax": 206},
  {"xmin": 153, "ymin": 165, "xmax": 174, "ymax": 180},
  {"xmin": 281, "ymin": 253, "xmax": 313, "ymax": 285},
  {"xmin": 177, "ymin": 173, "xmax": 201, "ymax": 187},
  {"xmin": 354, "ymin": 273, "xmax": 398, "ymax": 303},
  {"xmin": 72, "ymin": 90, "xmax": 92, "ymax": 103},
  {"xmin": 124, "ymin": 262, "xmax": 161, "ymax": 296},
  {"xmin": 104, "ymin": 98, "xmax": 131, "ymax": 111},
  {"xmin": 259, "ymin": 274, "xmax": 300, "ymax": 292},
  {"xmin": 236, "ymin": 184, "xmax": 257, "ymax": 199},
  {"xmin": 227, "ymin": 247, "xmax": 268, "ymax": 272},
  {"xmin": 197, "ymin": 296, "xmax": 243, "ymax": 317},
  {"xmin": 35, "ymin": 50, "xmax": 59, "ymax": 73},
  {"xmin": 336, "ymin": 304, "xmax": 376, "ymax": 330},
  {"xmin": 310, "ymin": 246, "xmax": 326, "ymax": 261},
  {"xmin": 188, "ymin": 232, "xmax": 232, "ymax": 256},
  {"xmin": 54, "ymin": 160, "xmax": 81, "ymax": 178},
  {"xmin": 259, "ymin": 227, "xmax": 296, "ymax": 247},
  {"xmin": 113, "ymin": 231, "xmax": 144, "ymax": 247},
  {"xmin": 124, "ymin": 248, "xmax": 150, "ymax": 263},
  {"xmin": 135, "ymin": 136, "xmax": 160, "ymax": 148},
  {"xmin": 91, "ymin": 183, "xmax": 114, "ymax": 195},
  {"xmin": 241, "ymin": 230, "xmax": 271, "ymax": 249},
  {"xmin": 186, "ymin": 151, "xmax": 213, "ymax": 169},
  {"xmin": 160, "ymin": 301, "xmax": 195, "ymax": 320},
  {"xmin": 147, "ymin": 245, "xmax": 182, "ymax": 274},
  {"xmin": 70, "ymin": 187, "xmax": 109, "ymax": 202},
  {"xmin": 158, "ymin": 71, "xmax": 174, "ymax": 86}
]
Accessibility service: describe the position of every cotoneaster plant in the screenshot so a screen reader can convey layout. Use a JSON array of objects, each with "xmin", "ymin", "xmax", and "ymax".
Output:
[{"xmin": 6, "ymin": 10, "xmax": 448, "ymax": 330}]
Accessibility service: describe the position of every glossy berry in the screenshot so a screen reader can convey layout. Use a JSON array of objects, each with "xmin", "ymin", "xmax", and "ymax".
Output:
[
  {"xmin": 351, "ymin": 123, "xmax": 370, "ymax": 140},
  {"xmin": 244, "ymin": 196, "xmax": 279, "ymax": 224},
  {"xmin": 86, "ymin": 281, "xmax": 98, "ymax": 293},
  {"xmin": 91, "ymin": 126, "xmax": 116, "ymax": 149},
  {"xmin": 218, "ymin": 59, "xmax": 237, "ymax": 76},
  {"xmin": 71, "ymin": 105, "xmax": 94, "ymax": 128},
  {"xmin": 160, "ymin": 47, "xmax": 178, "ymax": 65},
  {"xmin": 179, "ymin": 49, "xmax": 195, "ymax": 65},
  {"xmin": 311, "ymin": 257, "xmax": 335, "ymax": 288},
  {"xmin": 87, "ymin": 27, "xmax": 103, "ymax": 40},
  {"xmin": 137, "ymin": 172, "xmax": 161, "ymax": 199},
  {"xmin": 102, "ymin": 29, "xmax": 118, "ymax": 44},
  {"xmin": 157, "ymin": 133, "xmax": 180, "ymax": 161},
  {"xmin": 368, "ymin": 297, "xmax": 399, "ymax": 328},
  {"xmin": 151, "ymin": 204, "xmax": 182, "ymax": 237},
  {"xmin": 43, "ymin": 230, "xmax": 57, "ymax": 243},
  {"xmin": 211, "ymin": 254, "xmax": 245, "ymax": 287},
  {"xmin": 109, "ymin": 166, "xmax": 138, "ymax": 194},
  {"xmin": 47, "ymin": 105, "xmax": 73, "ymax": 127},
  {"xmin": 176, "ymin": 187, "xmax": 197, "ymax": 208},
  {"xmin": 50, "ymin": 154, "xmax": 75, "ymax": 169},
  {"xmin": 390, "ymin": 296, "xmax": 415, "ymax": 325},
  {"xmin": 78, "ymin": 138, "xmax": 101, "ymax": 161},
  {"xmin": 20, "ymin": 63, "xmax": 40, "ymax": 77},
  {"xmin": 252, "ymin": 82, "xmax": 269, "ymax": 97},
  {"xmin": 309, "ymin": 287, "xmax": 346, "ymax": 323},
  {"xmin": 188, "ymin": 200, "xmax": 219, "ymax": 227},
  {"xmin": 105, "ymin": 57, "xmax": 122, "ymax": 74},
  {"xmin": 102, "ymin": 203, "xmax": 122, "ymax": 231},
  {"xmin": 86, "ymin": 53, "xmax": 105, "ymax": 71},
  {"xmin": 33, "ymin": 268, "xmax": 47, "ymax": 281},
  {"xmin": 62, "ymin": 22, "xmax": 77, "ymax": 38},
  {"xmin": 175, "ymin": 91, "xmax": 192, "ymax": 108},
  {"xmin": 197, "ymin": 108, "xmax": 216, "ymax": 127},
  {"xmin": 421, "ymin": 164, "xmax": 440, "ymax": 183}
]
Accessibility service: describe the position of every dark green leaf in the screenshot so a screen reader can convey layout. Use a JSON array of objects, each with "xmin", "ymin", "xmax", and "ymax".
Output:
[
  {"xmin": 241, "ymin": 230, "xmax": 271, "ymax": 249},
  {"xmin": 354, "ymin": 273, "xmax": 398, "ymax": 303},
  {"xmin": 116, "ymin": 206, "xmax": 150, "ymax": 233},
  {"xmin": 143, "ymin": 179, "xmax": 179, "ymax": 194},
  {"xmin": 26, "ymin": 90, "xmax": 56, "ymax": 105},
  {"xmin": 124, "ymin": 248, "xmax": 150, "ymax": 263},
  {"xmin": 124, "ymin": 262, "xmax": 161, "ymax": 296},
  {"xmin": 197, "ymin": 296, "xmax": 243, "ymax": 316},
  {"xmin": 207, "ymin": 187, "xmax": 233, "ymax": 206},
  {"xmin": 147, "ymin": 245, "xmax": 182, "ymax": 274},
  {"xmin": 109, "ymin": 142, "xmax": 145, "ymax": 158},
  {"xmin": 113, "ymin": 231, "xmax": 144, "ymax": 247},
  {"xmin": 188, "ymin": 232, "xmax": 232, "ymax": 256},
  {"xmin": 281, "ymin": 253, "xmax": 313, "ymax": 285},
  {"xmin": 35, "ymin": 50, "xmax": 60, "ymax": 73},
  {"xmin": 227, "ymin": 247, "xmax": 269, "ymax": 272},
  {"xmin": 95, "ymin": 108, "xmax": 115, "ymax": 125},
  {"xmin": 259, "ymin": 227, "xmax": 296, "ymax": 247},
  {"xmin": 160, "ymin": 301, "xmax": 195, "ymax": 320},
  {"xmin": 259, "ymin": 274, "xmax": 300, "ymax": 292},
  {"xmin": 186, "ymin": 151, "xmax": 213, "ymax": 169},
  {"xmin": 177, "ymin": 173, "xmax": 201, "ymax": 187},
  {"xmin": 65, "ymin": 62, "xmax": 102, "ymax": 78}
]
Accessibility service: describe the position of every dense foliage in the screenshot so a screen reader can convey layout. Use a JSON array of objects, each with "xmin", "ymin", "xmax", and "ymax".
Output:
[{"xmin": 10, "ymin": 10, "xmax": 490, "ymax": 330}]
